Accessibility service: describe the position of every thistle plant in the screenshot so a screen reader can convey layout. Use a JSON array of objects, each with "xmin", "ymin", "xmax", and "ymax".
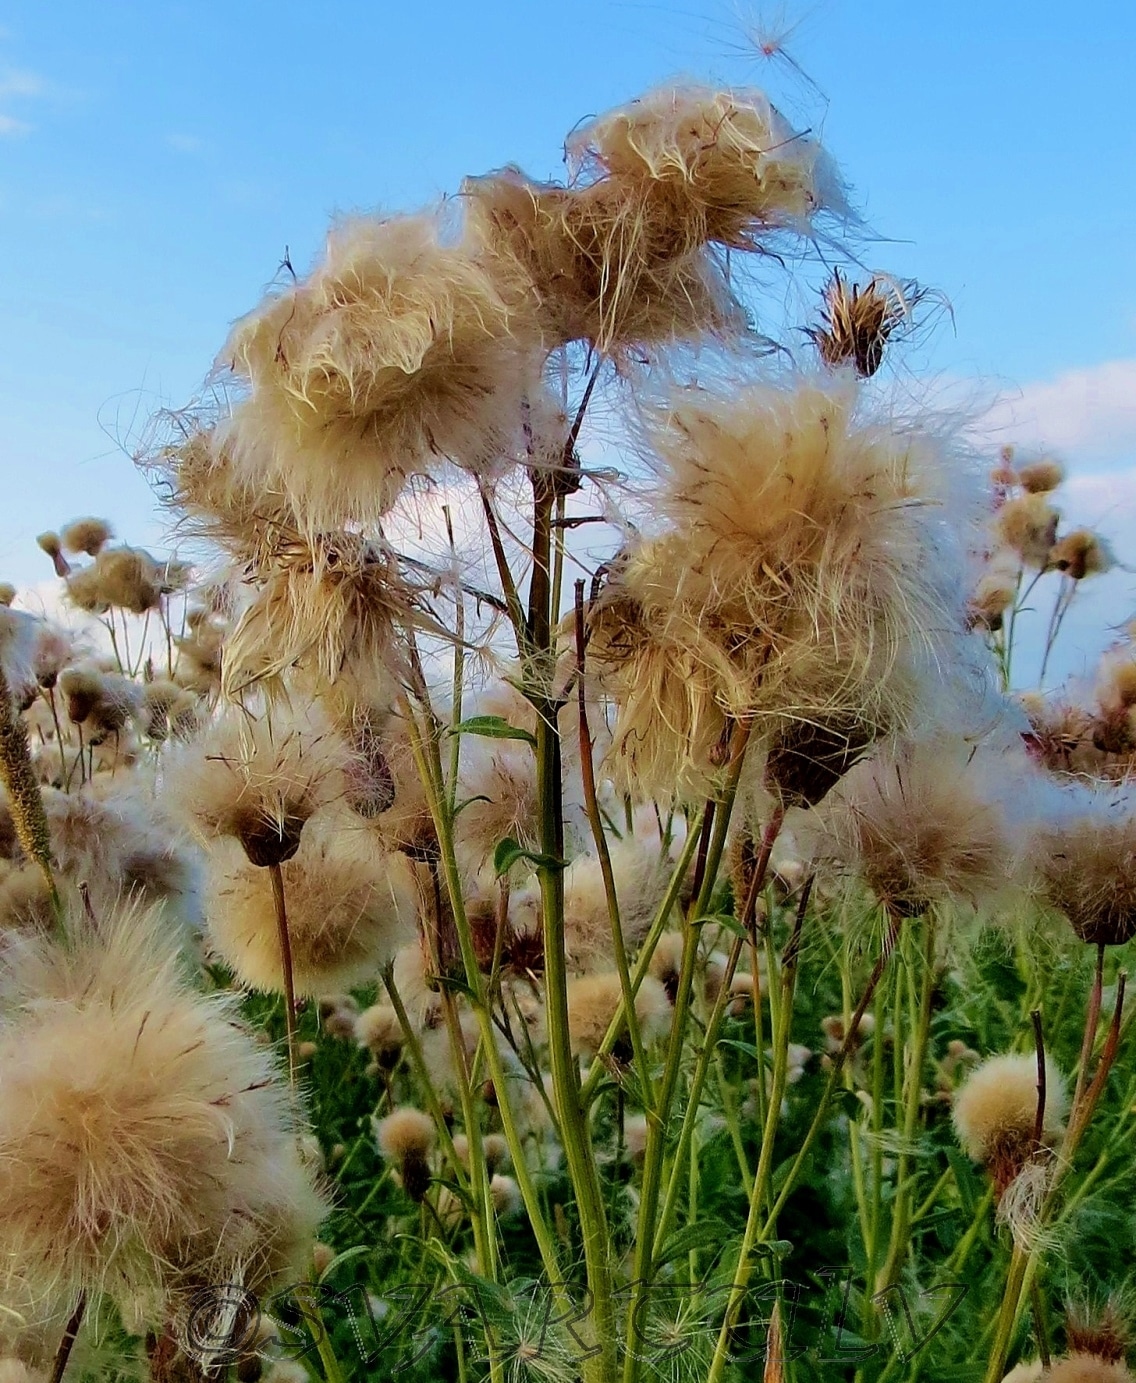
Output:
[{"xmin": 0, "ymin": 72, "xmax": 1133, "ymax": 1383}]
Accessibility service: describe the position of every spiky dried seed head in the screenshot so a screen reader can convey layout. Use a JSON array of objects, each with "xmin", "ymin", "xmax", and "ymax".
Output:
[{"xmin": 1038, "ymin": 797, "xmax": 1136, "ymax": 945}]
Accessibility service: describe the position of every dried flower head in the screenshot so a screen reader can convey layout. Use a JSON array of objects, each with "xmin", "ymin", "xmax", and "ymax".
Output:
[
  {"xmin": 807, "ymin": 270, "xmax": 925, "ymax": 378},
  {"xmin": 65, "ymin": 546, "xmax": 191, "ymax": 616},
  {"xmin": 36, "ymin": 533, "xmax": 70, "ymax": 579},
  {"xmin": 354, "ymin": 1003, "xmax": 404, "ymax": 1063},
  {"xmin": 1064, "ymin": 1300, "xmax": 1132, "ymax": 1365},
  {"xmin": 57, "ymin": 665, "xmax": 142, "ymax": 745},
  {"xmin": 568, "ymin": 84, "xmax": 844, "ymax": 240},
  {"xmin": 1050, "ymin": 528, "xmax": 1115, "ymax": 581},
  {"xmin": 59, "ymin": 518, "xmax": 113, "ymax": 558},
  {"xmin": 464, "ymin": 166, "xmax": 740, "ymax": 354},
  {"xmin": 220, "ymin": 212, "xmax": 543, "ymax": 530},
  {"xmin": 169, "ymin": 704, "xmax": 352, "ymax": 867},
  {"xmin": 969, "ymin": 549, "xmax": 1021, "ymax": 632},
  {"xmin": 591, "ymin": 378, "xmax": 969, "ymax": 797},
  {"xmin": 0, "ymin": 902, "xmax": 327, "ymax": 1329},
  {"xmin": 1016, "ymin": 457, "xmax": 1064, "ymax": 494},
  {"xmin": 565, "ymin": 972, "xmax": 672, "ymax": 1061},
  {"xmin": 206, "ymin": 821, "xmax": 416, "ymax": 996},
  {"xmin": 221, "ymin": 529, "xmax": 410, "ymax": 704},
  {"xmin": 995, "ymin": 494, "xmax": 1059, "ymax": 570},
  {"xmin": 1038, "ymin": 793, "xmax": 1136, "ymax": 945},
  {"xmin": 811, "ymin": 739, "xmax": 1025, "ymax": 916},
  {"xmin": 375, "ymin": 1107, "xmax": 435, "ymax": 1201},
  {"xmin": 952, "ymin": 1052, "xmax": 1067, "ymax": 1191}
]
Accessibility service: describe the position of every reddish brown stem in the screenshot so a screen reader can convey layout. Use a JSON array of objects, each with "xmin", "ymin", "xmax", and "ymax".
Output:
[
  {"xmin": 49, "ymin": 1291, "xmax": 86, "ymax": 1383},
  {"xmin": 1031, "ymin": 1009, "xmax": 1047, "ymax": 1150}
]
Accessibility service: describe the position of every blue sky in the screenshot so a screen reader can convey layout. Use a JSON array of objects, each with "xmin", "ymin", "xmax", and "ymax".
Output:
[{"xmin": 1, "ymin": 0, "xmax": 1134, "ymax": 683}]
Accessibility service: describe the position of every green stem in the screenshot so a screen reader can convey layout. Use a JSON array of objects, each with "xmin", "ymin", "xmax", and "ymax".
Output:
[
  {"xmin": 624, "ymin": 724, "xmax": 753, "ymax": 1383},
  {"xmin": 876, "ymin": 917, "xmax": 936, "ymax": 1293}
]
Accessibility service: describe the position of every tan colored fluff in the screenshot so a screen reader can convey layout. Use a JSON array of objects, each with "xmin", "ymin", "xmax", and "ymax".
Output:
[
  {"xmin": 1015, "ymin": 458, "xmax": 1064, "ymax": 494},
  {"xmin": 1038, "ymin": 797, "xmax": 1136, "ymax": 945},
  {"xmin": 375, "ymin": 1106, "xmax": 436, "ymax": 1162},
  {"xmin": 39, "ymin": 785, "xmax": 200, "ymax": 924},
  {"xmin": 952, "ymin": 1053, "xmax": 1067, "ymax": 1167},
  {"xmin": 999, "ymin": 1364, "xmax": 1043, "ymax": 1383},
  {"xmin": 59, "ymin": 517, "xmax": 113, "ymax": 557},
  {"xmin": 0, "ymin": 584, "xmax": 15, "ymax": 607},
  {"xmin": 220, "ymin": 212, "xmax": 543, "ymax": 530},
  {"xmin": 969, "ymin": 548, "xmax": 1021, "ymax": 630},
  {"xmin": 995, "ymin": 494, "xmax": 1059, "ymax": 569},
  {"xmin": 354, "ymin": 1003, "xmax": 404, "ymax": 1059},
  {"xmin": 0, "ymin": 902, "xmax": 327, "ymax": 1330},
  {"xmin": 1050, "ymin": 529, "xmax": 1114, "ymax": 581},
  {"xmin": 464, "ymin": 167, "xmax": 740, "ymax": 354},
  {"xmin": 567, "ymin": 85, "xmax": 843, "ymax": 238},
  {"xmin": 36, "ymin": 533, "xmax": 70, "ymax": 578},
  {"xmin": 0, "ymin": 609, "xmax": 39, "ymax": 704},
  {"xmin": 169, "ymin": 703, "xmax": 352, "ymax": 866},
  {"xmin": 206, "ymin": 821, "xmax": 417, "ymax": 997},
  {"xmin": 174, "ymin": 617, "xmax": 226, "ymax": 695},
  {"xmin": 389, "ymin": 940, "xmax": 442, "ymax": 1029},
  {"xmin": 453, "ymin": 741, "xmax": 540, "ymax": 884},
  {"xmin": 58, "ymin": 666, "xmax": 142, "ymax": 743},
  {"xmin": 591, "ymin": 379, "xmax": 964, "ymax": 797},
  {"xmin": 468, "ymin": 86, "xmax": 839, "ymax": 354},
  {"xmin": 1043, "ymin": 1357, "xmax": 1134, "ymax": 1383},
  {"xmin": 65, "ymin": 546, "xmax": 191, "ymax": 616},
  {"xmin": 566, "ymin": 972, "xmax": 672, "ymax": 1060},
  {"xmin": 140, "ymin": 680, "xmax": 200, "ymax": 742},
  {"xmin": 222, "ymin": 529, "xmax": 410, "ymax": 705},
  {"xmin": 811, "ymin": 739, "xmax": 1024, "ymax": 916},
  {"xmin": 0, "ymin": 1362, "xmax": 46, "ymax": 1383}
]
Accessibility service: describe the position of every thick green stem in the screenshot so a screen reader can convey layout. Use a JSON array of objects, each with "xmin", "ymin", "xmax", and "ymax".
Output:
[{"xmin": 529, "ymin": 474, "xmax": 615, "ymax": 1383}]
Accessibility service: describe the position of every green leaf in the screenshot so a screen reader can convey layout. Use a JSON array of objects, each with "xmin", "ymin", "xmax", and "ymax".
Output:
[
  {"xmin": 448, "ymin": 715, "xmax": 536, "ymax": 747},
  {"xmin": 493, "ymin": 836, "xmax": 566, "ymax": 877},
  {"xmin": 716, "ymin": 1037, "xmax": 762, "ymax": 1061},
  {"xmin": 656, "ymin": 1220, "xmax": 729, "ymax": 1265},
  {"xmin": 433, "ymin": 974, "xmax": 477, "ymax": 1001},
  {"xmin": 316, "ymin": 1243, "xmax": 372, "ymax": 1284},
  {"xmin": 946, "ymin": 1148, "xmax": 980, "ymax": 1219}
]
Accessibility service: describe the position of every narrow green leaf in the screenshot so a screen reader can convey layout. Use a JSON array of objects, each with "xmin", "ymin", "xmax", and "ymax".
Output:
[{"xmin": 448, "ymin": 715, "xmax": 536, "ymax": 747}]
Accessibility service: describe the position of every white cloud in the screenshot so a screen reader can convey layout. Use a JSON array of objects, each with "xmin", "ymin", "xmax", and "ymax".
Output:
[
  {"xmin": 980, "ymin": 358, "xmax": 1136, "ymax": 468},
  {"xmin": 0, "ymin": 112, "xmax": 29, "ymax": 136}
]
